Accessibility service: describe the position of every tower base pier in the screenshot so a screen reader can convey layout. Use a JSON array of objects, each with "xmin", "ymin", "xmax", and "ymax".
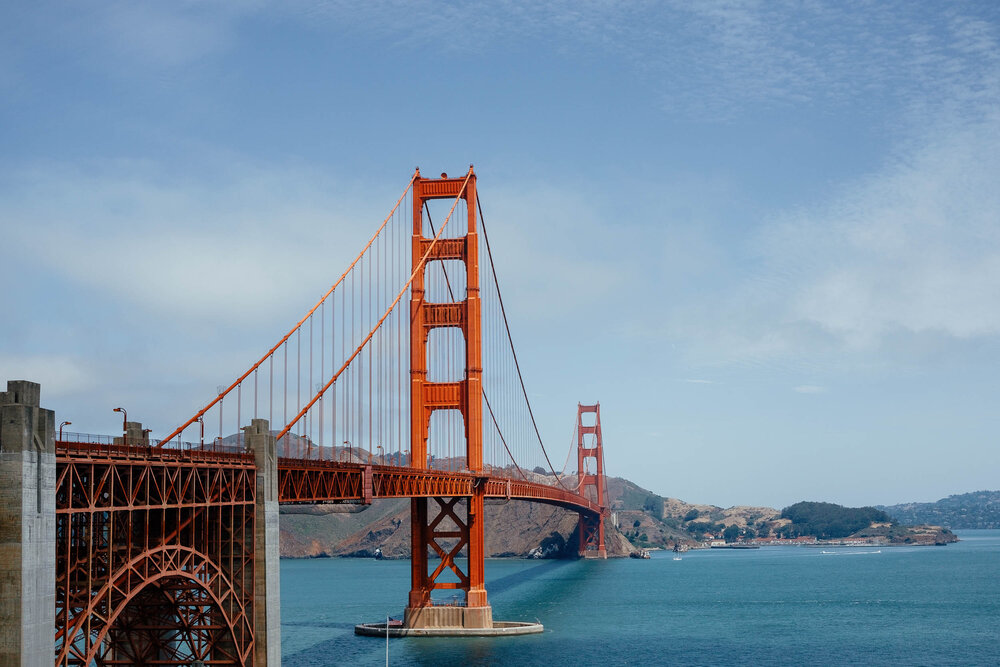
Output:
[
  {"xmin": 403, "ymin": 604, "xmax": 493, "ymax": 629},
  {"xmin": 355, "ymin": 619, "xmax": 542, "ymax": 638}
]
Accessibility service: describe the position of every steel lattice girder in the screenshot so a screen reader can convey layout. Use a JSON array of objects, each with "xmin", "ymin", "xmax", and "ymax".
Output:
[
  {"xmin": 276, "ymin": 459, "xmax": 602, "ymax": 517},
  {"xmin": 55, "ymin": 445, "xmax": 256, "ymax": 666}
]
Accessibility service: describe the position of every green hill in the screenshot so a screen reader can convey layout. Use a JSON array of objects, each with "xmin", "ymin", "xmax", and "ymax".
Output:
[
  {"xmin": 778, "ymin": 501, "xmax": 891, "ymax": 539},
  {"xmin": 880, "ymin": 490, "xmax": 1000, "ymax": 529}
]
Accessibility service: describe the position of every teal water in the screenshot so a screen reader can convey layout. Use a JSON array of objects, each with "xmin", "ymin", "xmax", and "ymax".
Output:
[{"xmin": 281, "ymin": 530, "xmax": 1000, "ymax": 666}]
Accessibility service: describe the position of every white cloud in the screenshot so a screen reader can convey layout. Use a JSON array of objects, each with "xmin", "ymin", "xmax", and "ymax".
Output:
[
  {"xmin": 475, "ymin": 181, "xmax": 638, "ymax": 326},
  {"xmin": 95, "ymin": 3, "xmax": 243, "ymax": 67},
  {"xmin": 0, "ymin": 354, "xmax": 95, "ymax": 398},
  {"xmin": 0, "ymin": 160, "xmax": 396, "ymax": 328},
  {"xmin": 655, "ymin": 105, "xmax": 1000, "ymax": 368},
  {"xmin": 780, "ymin": 115, "xmax": 1000, "ymax": 348}
]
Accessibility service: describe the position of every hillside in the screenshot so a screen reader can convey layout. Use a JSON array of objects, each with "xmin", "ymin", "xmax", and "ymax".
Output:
[
  {"xmin": 280, "ymin": 497, "xmax": 638, "ymax": 559},
  {"xmin": 279, "ymin": 476, "xmax": 963, "ymax": 558},
  {"xmin": 880, "ymin": 490, "xmax": 1000, "ymax": 529}
]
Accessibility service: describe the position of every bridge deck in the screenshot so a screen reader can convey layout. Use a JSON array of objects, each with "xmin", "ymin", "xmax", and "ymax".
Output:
[{"xmin": 55, "ymin": 442, "xmax": 602, "ymax": 517}]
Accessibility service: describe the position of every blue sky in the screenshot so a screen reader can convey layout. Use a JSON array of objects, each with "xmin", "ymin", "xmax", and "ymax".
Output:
[{"xmin": 2, "ymin": 1, "xmax": 998, "ymax": 508}]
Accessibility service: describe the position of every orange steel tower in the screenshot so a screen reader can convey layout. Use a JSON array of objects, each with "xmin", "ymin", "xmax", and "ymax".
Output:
[
  {"xmin": 406, "ymin": 167, "xmax": 492, "ymax": 629},
  {"xmin": 577, "ymin": 403, "xmax": 608, "ymax": 558}
]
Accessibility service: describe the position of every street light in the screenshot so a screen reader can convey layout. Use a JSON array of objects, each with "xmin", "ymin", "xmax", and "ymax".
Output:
[
  {"xmin": 196, "ymin": 416, "xmax": 205, "ymax": 450},
  {"xmin": 376, "ymin": 444, "xmax": 383, "ymax": 465},
  {"xmin": 343, "ymin": 440, "xmax": 351, "ymax": 463},
  {"xmin": 113, "ymin": 407, "xmax": 127, "ymax": 444},
  {"xmin": 58, "ymin": 421, "xmax": 71, "ymax": 441}
]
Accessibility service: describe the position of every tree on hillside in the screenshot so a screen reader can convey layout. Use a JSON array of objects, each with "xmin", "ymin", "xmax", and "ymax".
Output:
[
  {"xmin": 780, "ymin": 501, "xmax": 891, "ymax": 539},
  {"xmin": 644, "ymin": 495, "xmax": 665, "ymax": 517},
  {"xmin": 723, "ymin": 525, "xmax": 741, "ymax": 543}
]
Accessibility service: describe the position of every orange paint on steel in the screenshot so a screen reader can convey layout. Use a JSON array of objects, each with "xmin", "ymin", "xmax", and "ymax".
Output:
[
  {"xmin": 275, "ymin": 168, "xmax": 473, "ymax": 443},
  {"xmin": 274, "ymin": 459, "xmax": 603, "ymax": 514},
  {"xmin": 407, "ymin": 167, "xmax": 491, "ymax": 614},
  {"xmin": 157, "ymin": 179, "xmax": 415, "ymax": 448},
  {"xmin": 55, "ymin": 448, "xmax": 256, "ymax": 665},
  {"xmin": 576, "ymin": 402, "xmax": 608, "ymax": 557}
]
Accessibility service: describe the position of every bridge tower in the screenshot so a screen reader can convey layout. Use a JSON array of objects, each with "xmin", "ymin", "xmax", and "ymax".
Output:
[
  {"xmin": 406, "ymin": 167, "xmax": 492, "ymax": 629},
  {"xmin": 577, "ymin": 403, "xmax": 607, "ymax": 558}
]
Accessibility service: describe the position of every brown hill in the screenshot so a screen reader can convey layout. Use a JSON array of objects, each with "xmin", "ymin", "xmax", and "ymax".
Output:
[{"xmin": 280, "ymin": 498, "xmax": 637, "ymax": 559}]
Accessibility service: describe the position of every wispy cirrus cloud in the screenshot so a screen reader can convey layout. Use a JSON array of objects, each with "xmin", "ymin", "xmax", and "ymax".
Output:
[
  {"xmin": 0, "ymin": 159, "xmax": 394, "ymax": 328},
  {"xmin": 271, "ymin": 1, "xmax": 999, "ymax": 122},
  {"xmin": 7, "ymin": 2, "xmax": 995, "ymax": 125},
  {"xmin": 659, "ymin": 109, "xmax": 1000, "ymax": 369}
]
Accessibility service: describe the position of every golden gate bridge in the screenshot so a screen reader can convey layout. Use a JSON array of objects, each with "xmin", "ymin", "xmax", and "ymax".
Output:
[{"xmin": 0, "ymin": 167, "xmax": 609, "ymax": 665}]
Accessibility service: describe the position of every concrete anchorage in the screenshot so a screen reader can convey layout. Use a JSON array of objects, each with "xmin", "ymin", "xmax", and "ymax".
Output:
[
  {"xmin": 113, "ymin": 421, "xmax": 150, "ymax": 446},
  {"xmin": 0, "ymin": 380, "xmax": 57, "ymax": 666},
  {"xmin": 246, "ymin": 419, "xmax": 282, "ymax": 667}
]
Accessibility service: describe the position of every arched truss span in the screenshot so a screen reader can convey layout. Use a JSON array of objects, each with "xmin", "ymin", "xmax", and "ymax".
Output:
[
  {"xmin": 55, "ymin": 451, "xmax": 257, "ymax": 667},
  {"xmin": 58, "ymin": 545, "xmax": 252, "ymax": 666}
]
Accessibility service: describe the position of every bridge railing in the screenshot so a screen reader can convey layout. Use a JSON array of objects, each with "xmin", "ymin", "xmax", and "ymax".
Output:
[{"xmin": 57, "ymin": 437, "xmax": 254, "ymax": 464}]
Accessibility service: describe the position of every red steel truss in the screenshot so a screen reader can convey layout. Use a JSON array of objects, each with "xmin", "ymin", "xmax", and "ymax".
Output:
[
  {"xmin": 576, "ymin": 403, "xmax": 608, "ymax": 557},
  {"xmin": 277, "ymin": 459, "xmax": 603, "ymax": 514},
  {"xmin": 407, "ymin": 168, "xmax": 491, "ymax": 617},
  {"xmin": 46, "ymin": 169, "xmax": 612, "ymax": 657},
  {"xmin": 55, "ymin": 442, "xmax": 256, "ymax": 666}
]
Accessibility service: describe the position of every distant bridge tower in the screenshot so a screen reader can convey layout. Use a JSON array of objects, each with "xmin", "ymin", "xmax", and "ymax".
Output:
[
  {"xmin": 576, "ymin": 403, "xmax": 607, "ymax": 558},
  {"xmin": 406, "ymin": 167, "xmax": 492, "ymax": 629}
]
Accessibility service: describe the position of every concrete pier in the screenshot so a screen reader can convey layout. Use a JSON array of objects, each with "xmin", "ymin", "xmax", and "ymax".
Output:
[
  {"xmin": 404, "ymin": 604, "xmax": 494, "ymax": 630},
  {"xmin": 0, "ymin": 381, "xmax": 56, "ymax": 666},
  {"xmin": 355, "ymin": 619, "xmax": 543, "ymax": 638},
  {"xmin": 246, "ymin": 419, "xmax": 281, "ymax": 667}
]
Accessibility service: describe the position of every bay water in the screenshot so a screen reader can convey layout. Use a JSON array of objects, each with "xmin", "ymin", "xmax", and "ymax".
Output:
[{"xmin": 281, "ymin": 529, "xmax": 1000, "ymax": 666}]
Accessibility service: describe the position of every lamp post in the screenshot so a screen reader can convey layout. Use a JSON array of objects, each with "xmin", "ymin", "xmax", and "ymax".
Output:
[
  {"xmin": 113, "ymin": 407, "xmax": 127, "ymax": 444},
  {"xmin": 58, "ymin": 421, "xmax": 71, "ymax": 441},
  {"xmin": 196, "ymin": 416, "xmax": 205, "ymax": 450},
  {"xmin": 343, "ymin": 440, "xmax": 351, "ymax": 463},
  {"xmin": 376, "ymin": 444, "xmax": 383, "ymax": 465}
]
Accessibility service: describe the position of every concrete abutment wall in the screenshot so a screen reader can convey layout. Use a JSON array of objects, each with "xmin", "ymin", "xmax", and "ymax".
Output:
[
  {"xmin": 247, "ymin": 418, "xmax": 281, "ymax": 667},
  {"xmin": 0, "ymin": 382, "xmax": 284, "ymax": 666},
  {"xmin": 0, "ymin": 380, "xmax": 56, "ymax": 666}
]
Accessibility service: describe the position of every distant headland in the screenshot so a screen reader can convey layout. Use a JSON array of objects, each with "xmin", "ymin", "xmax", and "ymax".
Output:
[{"xmin": 278, "ymin": 476, "xmax": 975, "ymax": 559}]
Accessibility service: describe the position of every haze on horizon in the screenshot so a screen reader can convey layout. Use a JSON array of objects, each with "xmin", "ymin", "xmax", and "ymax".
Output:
[{"xmin": 2, "ymin": 2, "xmax": 998, "ymax": 510}]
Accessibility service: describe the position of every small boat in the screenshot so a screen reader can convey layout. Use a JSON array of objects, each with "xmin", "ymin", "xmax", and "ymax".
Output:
[{"xmin": 673, "ymin": 556, "xmax": 682, "ymax": 561}]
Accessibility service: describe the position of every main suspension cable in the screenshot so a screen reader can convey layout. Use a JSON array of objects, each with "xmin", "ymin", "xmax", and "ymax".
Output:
[
  {"xmin": 422, "ymin": 202, "xmax": 529, "ymax": 481},
  {"xmin": 277, "ymin": 170, "xmax": 472, "ymax": 441},
  {"xmin": 477, "ymin": 198, "xmax": 569, "ymax": 489}
]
